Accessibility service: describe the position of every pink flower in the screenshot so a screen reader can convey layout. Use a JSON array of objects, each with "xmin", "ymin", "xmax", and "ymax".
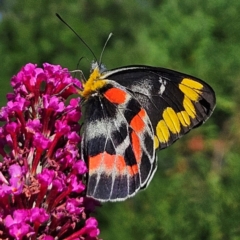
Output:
[{"xmin": 0, "ymin": 63, "xmax": 100, "ymax": 239}]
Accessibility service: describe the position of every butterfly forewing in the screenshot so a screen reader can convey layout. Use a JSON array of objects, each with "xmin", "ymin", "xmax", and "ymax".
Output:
[{"xmin": 102, "ymin": 66, "xmax": 216, "ymax": 150}]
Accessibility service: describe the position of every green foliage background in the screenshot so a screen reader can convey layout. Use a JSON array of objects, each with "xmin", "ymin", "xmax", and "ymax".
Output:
[{"xmin": 0, "ymin": 0, "xmax": 240, "ymax": 239}]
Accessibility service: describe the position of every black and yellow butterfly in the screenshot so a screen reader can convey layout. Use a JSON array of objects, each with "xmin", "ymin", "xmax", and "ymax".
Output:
[
  {"xmin": 78, "ymin": 63, "xmax": 216, "ymax": 202},
  {"xmin": 56, "ymin": 14, "xmax": 214, "ymax": 201}
]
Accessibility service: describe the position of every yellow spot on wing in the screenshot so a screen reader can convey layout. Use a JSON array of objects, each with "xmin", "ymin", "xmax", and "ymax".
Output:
[
  {"xmin": 182, "ymin": 78, "xmax": 203, "ymax": 90},
  {"xmin": 156, "ymin": 120, "xmax": 170, "ymax": 143},
  {"xmin": 179, "ymin": 78, "xmax": 203, "ymax": 102},
  {"xmin": 182, "ymin": 78, "xmax": 204, "ymax": 90},
  {"xmin": 78, "ymin": 68, "xmax": 106, "ymax": 98},
  {"xmin": 177, "ymin": 111, "xmax": 191, "ymax": 127},
  {"xmin": 183, "ymin": 96, "xmax": 196, "ymax": 119},
  {"xmin": 154, "ymin": 135, "xmax": 160, "ymax": 149},
  {"xmin": 163, "ymin": 107, "xmax": 181, "ymax": 134}
]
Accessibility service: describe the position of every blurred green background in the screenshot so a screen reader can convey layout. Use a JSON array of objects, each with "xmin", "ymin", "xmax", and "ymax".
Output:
[{"xmin": 0, "ymin": 0, "xmax": 240, "ymax": 239}]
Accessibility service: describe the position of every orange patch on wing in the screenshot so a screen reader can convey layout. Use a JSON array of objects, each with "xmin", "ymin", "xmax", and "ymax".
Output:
[
  {"xmin": 127, "ymin": 164, "xmax": 139, "ymax": 176},
  {"xmin": 131, "ymin": 131, "xmax": 142, "ymax": 163},
  {"xmin": 114, "ymin": 155, "xmax": 127, "ymax": 174},
  {"xmin": 89, "ymin": 152, "xmax": 127, "ymax": 175},
  {"xmin": 104, "ymin": 88, "xmax": 127, "ymax": 104},
  {"xmin": 130, "ymin": 108, "xmax": 146, "ymax": 133},
  {"xmin": 89, "ymin": 154, "xmax": 103, "ymax": 173}
]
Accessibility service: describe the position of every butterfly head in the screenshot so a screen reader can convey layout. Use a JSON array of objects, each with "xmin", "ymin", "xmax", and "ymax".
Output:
[
  {"xmin": 77, "ymin": 61, "xmax": 107, "ymax": 99},
  {"xmin": 90, "ymin": 61, "xmax": 107, "ymax": 74}
]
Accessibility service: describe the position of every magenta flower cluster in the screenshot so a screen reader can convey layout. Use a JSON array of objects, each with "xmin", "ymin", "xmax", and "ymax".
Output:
[{"xmin": 0, "ymin": 63, "xmax": 100, "ymax": 239}]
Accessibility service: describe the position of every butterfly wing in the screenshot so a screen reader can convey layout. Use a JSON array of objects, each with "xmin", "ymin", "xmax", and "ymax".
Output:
[
  {"xmin": 81, "ymin": 65, "xmax": 215, "ymax": 201},
  {"xmin": 82, "ymin": 82, "xmax": 157, "ymax": 201},
  {"xmin": 102, "ymin": 65, "xmax": 216, "ymax": 150}
]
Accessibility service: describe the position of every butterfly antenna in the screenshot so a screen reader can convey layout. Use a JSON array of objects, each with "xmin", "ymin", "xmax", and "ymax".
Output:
[
  {"xmin": 56, "ymin": 13, "xmax": 98, "ymax": 63},
  {"xmin": 76, "ymin": 56, "xmax": 85, "ymax": 71},
  {"xmin": 99, "ymin": 33, "xmax": 113, "ymax": 67}
]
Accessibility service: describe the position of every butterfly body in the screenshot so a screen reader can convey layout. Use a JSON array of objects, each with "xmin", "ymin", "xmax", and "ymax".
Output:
[{"xmin": 79, "ymin": 64, "xmax": 216, "ymax": 202}]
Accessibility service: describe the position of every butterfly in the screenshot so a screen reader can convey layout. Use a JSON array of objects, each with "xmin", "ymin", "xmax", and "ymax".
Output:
[
  {"xmin": 77, "ymin": 61, "xmax": 216, "ymax": 202},
  {"xmin": 54, "ymin": 15, "xmax": 215, "ymax": 201}
]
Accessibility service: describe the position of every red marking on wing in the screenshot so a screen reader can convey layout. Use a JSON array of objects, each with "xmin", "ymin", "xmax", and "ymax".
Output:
[
  {"xmin": 102, "ymin": 152, "xmax": 115, "ymax": 171},
  {"xmin": 88, "ymin": 154, "xmax": 102, "ymax": 174},
  {"xmin": 131, "ymin": 131, "xmax": 142, "ymax": 163},
  {"xmin": 104, "ymin": 88, "xmax": 127, "ymax": 104},
  {"xmin": 89, "ymin": 152, "xmax": 140, "ymax": 177},
  {"xmin": 112, "ymin": 154, "xmax": 125, "ymax": 173},
  {"xmin": 89, "ymin": 152, "xmax": 126, "ymax": 174},
  {"xmin": 130, "ymin": 108, "xmax": 146, "ymax": 133},
  {"xmin": 127, "ymin": 164, "xmax": 139, "ymax": 176}
]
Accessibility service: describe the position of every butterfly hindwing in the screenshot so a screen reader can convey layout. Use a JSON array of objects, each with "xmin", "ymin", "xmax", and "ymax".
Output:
[{"xmin": 82, "ymin": 82, "xmax": 156, "ymax": 201}]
